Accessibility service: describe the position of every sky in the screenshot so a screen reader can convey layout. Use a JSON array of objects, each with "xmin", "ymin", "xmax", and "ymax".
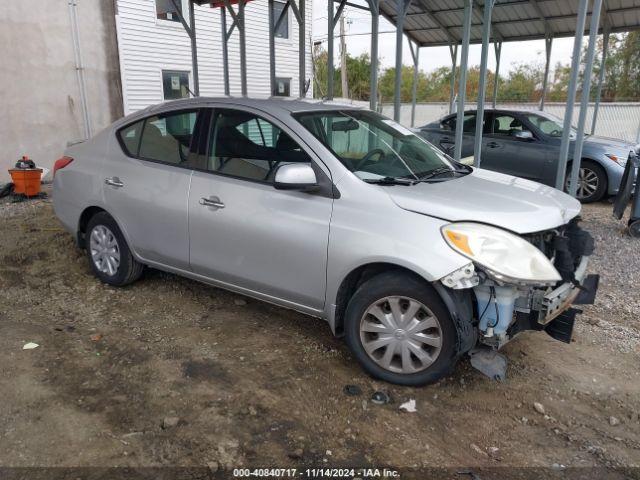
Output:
[{"xmin": 311, "ymin": 3, "xmax": 577, "ymax": 76}]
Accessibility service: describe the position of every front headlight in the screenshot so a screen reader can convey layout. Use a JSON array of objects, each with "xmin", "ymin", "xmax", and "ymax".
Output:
[{"xmin": 441, "ymin": 222, "xmax": 561, "ymax": 285}]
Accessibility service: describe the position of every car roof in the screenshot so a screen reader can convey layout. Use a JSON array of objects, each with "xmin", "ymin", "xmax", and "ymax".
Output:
[{"xmin": 117, "ymin": 97, "xmax": 364, "ymax": 126}]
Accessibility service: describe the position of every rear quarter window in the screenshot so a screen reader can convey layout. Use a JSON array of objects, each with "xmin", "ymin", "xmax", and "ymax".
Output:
[{"xmin": 117, "ymin": 120, "xmax": 144, "ymax": 156}]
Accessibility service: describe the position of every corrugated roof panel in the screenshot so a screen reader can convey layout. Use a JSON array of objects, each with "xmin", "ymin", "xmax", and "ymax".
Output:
[{"xmin": 377, "ymin": 0, "xmax": 639, "ymax": 46}]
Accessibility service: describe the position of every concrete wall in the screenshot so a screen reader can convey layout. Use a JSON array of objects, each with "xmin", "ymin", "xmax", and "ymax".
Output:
[{"xmin": 0, "ymin": 0, "xmax": 122, "ymax": 182}]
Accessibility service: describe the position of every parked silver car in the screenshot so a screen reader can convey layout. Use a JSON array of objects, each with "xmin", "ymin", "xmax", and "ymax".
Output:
[
  {"xmin": 416, "ymin": 109, "xmax": 633, "ymax": 203},
  {"xmin": 53, "ymin": 98, "xmax": 597, "ymax": 385}
]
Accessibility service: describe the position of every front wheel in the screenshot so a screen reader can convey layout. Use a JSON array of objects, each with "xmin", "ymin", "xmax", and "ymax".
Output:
[
  {"xmin": 565, "ymin": 161, "xmax": 607, "ymax": 203},
  {"xmin": 344, "ymin": 271, "xmax": 458, "ymax": 386}
]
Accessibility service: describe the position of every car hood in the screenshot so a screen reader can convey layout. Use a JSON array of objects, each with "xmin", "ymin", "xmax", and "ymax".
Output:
[
  {"xmin": 583, "ymin": 135, "xmax": 636, "ymax": 158},
  {"xmin": 386, "ymin": 169, "xmax": 581, "ymax": 234}
]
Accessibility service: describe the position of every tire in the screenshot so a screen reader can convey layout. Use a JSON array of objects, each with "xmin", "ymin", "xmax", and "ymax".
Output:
[
  {"xmin": 85, "ymin": 212, "xmax": 144, "ymax": 287},
  {"xmin": 565, "ymin": 160, "xmax": 607, "ymax": 203},
  {"xmin": 344, "ymin": 271, "xmax": 458, "ymax": 386}
]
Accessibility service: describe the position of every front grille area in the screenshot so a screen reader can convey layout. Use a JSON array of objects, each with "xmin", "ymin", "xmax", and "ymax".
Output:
[{"xmin": 523, "ymin": 218, "xmax": 595, "ymax": 285}]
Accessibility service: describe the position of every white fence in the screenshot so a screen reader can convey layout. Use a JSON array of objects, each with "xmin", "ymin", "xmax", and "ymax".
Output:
[{"xmin": 380, "ymin": 102, "xmax": 640, "ymax": 143}]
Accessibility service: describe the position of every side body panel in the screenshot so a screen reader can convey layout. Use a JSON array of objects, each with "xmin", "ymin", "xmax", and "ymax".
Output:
[
  {"xmin": 101, "ymin": 136, "xmax": 192, "ymax": 270},
  {"xmin": 52, "ymin": 128, "xmax": 111, "ymax": 236}
]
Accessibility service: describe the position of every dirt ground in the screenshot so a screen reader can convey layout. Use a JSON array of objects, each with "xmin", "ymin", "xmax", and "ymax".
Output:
[{"xmin": 1, "ymin": 189, "xmax": 639, "ymax": 479}]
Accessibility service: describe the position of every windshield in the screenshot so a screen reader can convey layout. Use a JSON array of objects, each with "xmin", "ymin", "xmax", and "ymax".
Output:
[
  {"xmin": 525, "ymin": 112, "xmax": 578, "ymax": 139},
  {"xmin": 294, "ymin": 110, "xmax": 458, "ymax": 181}
]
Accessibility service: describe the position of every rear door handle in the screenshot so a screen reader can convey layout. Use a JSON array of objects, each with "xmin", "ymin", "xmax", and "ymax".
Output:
[
  {"xmin": 199, "ymin": 196, "xmax": 225, "ymax": 209},
  {"xmin": 104, "ymin": 177, "xmax": 124, "ymax": 188}
]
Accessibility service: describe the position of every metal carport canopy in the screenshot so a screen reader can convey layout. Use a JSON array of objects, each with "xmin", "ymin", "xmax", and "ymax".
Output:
[{"xmin": 380, "ymin": 0, "xmax": 640, "ymax": 47}]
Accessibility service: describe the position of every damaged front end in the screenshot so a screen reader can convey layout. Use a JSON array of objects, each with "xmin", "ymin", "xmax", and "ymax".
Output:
[{"xmin": 439, "ymin": 218, "xmax": 599, "ymax": 380}]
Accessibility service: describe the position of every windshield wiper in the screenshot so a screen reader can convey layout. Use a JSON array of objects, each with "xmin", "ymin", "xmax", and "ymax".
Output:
[
  {"xmin": 363, "ymin": 176, "xmax": 416, "ymax": 186},
  {"xmin": 418, "ymin": 166, "xmax": 467, "ymax": 181}
]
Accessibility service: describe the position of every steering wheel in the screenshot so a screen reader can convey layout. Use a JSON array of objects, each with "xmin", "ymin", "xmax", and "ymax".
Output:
[{"xmin": 354, "ymin": 148, "xmax": 386, "ymax": 171}]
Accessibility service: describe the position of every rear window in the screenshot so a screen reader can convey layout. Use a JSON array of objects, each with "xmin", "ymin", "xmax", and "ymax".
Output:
[
  {"xmin": 117, "ymin": 120, "xmax": 144, "ymax": 156},
  {"xmin": 138, "ymin": 111, "xmax": 197, "ymax": 165}
]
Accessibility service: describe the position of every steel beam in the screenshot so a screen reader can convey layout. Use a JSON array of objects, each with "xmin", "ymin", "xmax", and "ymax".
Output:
[
  {"xmin": 327, "ymin": 1, "xmax": 335, "ymax": 99},
  {"xmin": 170, "ymin": 0, "xmax": 199, "ymax": 96},
  {"xmin": 591, "ymin": 25, "xmax": 609, "ymax": 134},
  {"xmin": 238, "ymin": 0, "xmax": 247, "ymax": 96},
  {"xmin": 221, "ymin": 0, "xmax": 247, "ymax": 96},
  {"xmin": 454, "ymin": 0, "xmax": 473, "ymax": 161},
  {"xmin": 268, "ymin": 0, "xmax": 276, "ymax": 96},
  {"xmin": 448, "ymin": 42, "xmax": 458, "ymax": 114},
  {"xmin": 473, "ymin": 0, "xmax": 495, "ymax": 168},
  {"xmin": 394, "ymin": 0, "xmax": 411, "ymax": 121},
  {"xmin": 220, "ymin": 8, "xmax": 230, "ymax": 95},
  {"xmin": 568, "ymin": 0, "xmax": 603, "ymax": 197},
  {"xmin": 367, "ymin": 0, "xmax": 380, "ymax": 111},
  {"xmin": 298, "ymin": 0, "xmax": 306, "ymax": 96},
  {"xmin": 409, "ymin": 40, "xmax": 420, "ymax": 127},
  {"xmin": 555, "ymin": 0, "xmax": 589, "ymax": 191},
  {"xmin": 492, "ymin": 40, "xmax": 501, "ymax": 108},
  {"xmin": 540, "ymin": 34, "xmax": 553, "ymax": 110}
]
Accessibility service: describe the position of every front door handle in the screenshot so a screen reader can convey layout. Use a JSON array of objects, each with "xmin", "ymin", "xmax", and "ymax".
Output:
[
  {"xmin": 104, "ymin": 177, "xmax": 124, "ymax": 188},
  {"xmin": 486, "ymin": 142, "xmax": 500, "ymax": 148},
  {"xmin": 199, "ymin": 196, "xmax": 225, "ymax": 209}
]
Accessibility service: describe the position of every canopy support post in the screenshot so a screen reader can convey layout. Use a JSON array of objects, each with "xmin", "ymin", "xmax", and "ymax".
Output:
[
  {"xmin": 448, "ymin": 42, "xmax": 458, "ymax": 114},
  {"xmin": 567, "ymin": 0, "xmax": 603, "ymax": 197},
  {"xmin": 394, "ymin": 0, "xmax": 412, "ymax": 121},
  {"xmin": 454, "ymin": 0, "xmax": 473, "ymax": 161},
  {"xmin": 170, "ymin": 0, "xmax": 199, "ymax": 96},
  {"xmin": 591, "ymin": 25, "xmax": 610, "ymax": 134},
  {"xmin": 540, "ymin": 34, "xmax": 553, "ymax": 111},
  {"xmin": 473, "ymin": 0, "xmax": 495, "ymax": 168},
  {"xmin": 491, "ymin": 40, "xmax": 501, "ymax": 108},
  {"xmin": 367, "ymin": 0, "xmax": 379, "ymax": 111},
  {"xmin": 555, "ymin": 0, "xmax": 589, "ymax": 191},
  {"xmin": 409, "ymin": 40, "xmax": 420, "ymax": 127},
  {"xmin": 268, "ymin": 0, "xmax": 276, "ymax": 96}
]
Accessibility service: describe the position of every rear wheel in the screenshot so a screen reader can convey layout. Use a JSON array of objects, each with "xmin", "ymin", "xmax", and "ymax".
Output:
[
  {"xmin": 565, "ymin": 160, "xmax": 607, "ymax": 203},
  {"xmin": 344, "ymin": 271, "xmax": 458, "ymax": 386},
  {"xmin": 85, "ymin": 212, "xmax": 143, "ymax": 286}
]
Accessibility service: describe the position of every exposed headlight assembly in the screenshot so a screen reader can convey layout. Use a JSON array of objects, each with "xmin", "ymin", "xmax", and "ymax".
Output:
[{"xmin": 441, "ymin": 222, "xmax": 561, "ymax": 286}]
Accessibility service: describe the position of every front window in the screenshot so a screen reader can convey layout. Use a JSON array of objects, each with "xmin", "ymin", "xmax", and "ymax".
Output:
[
  {"xmin": 205, "ymin": 109, "xmax": 310, "ymax": 183},
  {"xmin": 295, "ymin": 110, "xmax": 458, "ymax": 182},
  {"xmin": 524, "ymin": 112, "xmax": 577, "ymax": 139}
]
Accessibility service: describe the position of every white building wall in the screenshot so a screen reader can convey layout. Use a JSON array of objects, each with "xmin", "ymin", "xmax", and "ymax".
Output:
[{"xmin": 116, "ymin": 0, "xmax": 313, "ymax": 115}]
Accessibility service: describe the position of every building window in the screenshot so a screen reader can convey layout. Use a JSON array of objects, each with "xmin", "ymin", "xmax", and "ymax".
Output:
[
  {"xmin": 156, "ymin": 0, "xmax": 183, "ymax": 22},
  {"xmin": 162, "ymin": 70, "xmax": 190, "ymax": 100},
  {"xmin": 272, "ymin": 1, "xmax": 289, "ymax": 39},
  {"xmin": 274, "ymin": 78, "xmax": 291, "ymax": 97}
]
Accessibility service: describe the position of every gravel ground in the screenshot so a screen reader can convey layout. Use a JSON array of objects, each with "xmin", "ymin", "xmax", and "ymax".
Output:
[{"xmin": 0, "ymin": 187, "xmax": 639, "ymax": 479}]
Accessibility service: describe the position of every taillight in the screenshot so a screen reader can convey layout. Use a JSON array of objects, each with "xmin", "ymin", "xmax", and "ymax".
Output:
[{"xmin": 53, "ymin": 156, "xmax": 74, "ymax": 177}]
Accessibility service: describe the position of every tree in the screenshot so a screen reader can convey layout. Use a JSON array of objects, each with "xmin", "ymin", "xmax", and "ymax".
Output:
[{"xmin": 311, "ymin": 33, "xmax": 640, "ymax": 104}]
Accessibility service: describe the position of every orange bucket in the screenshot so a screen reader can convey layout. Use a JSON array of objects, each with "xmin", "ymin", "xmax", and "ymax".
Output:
[{"xmin": 9, "ymin": 168, "xmax": 43, "ymax": 197}]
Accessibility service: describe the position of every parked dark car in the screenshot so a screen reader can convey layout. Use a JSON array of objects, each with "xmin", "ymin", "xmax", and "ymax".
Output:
[{"xmin": 416, "ymin": 109, "xmax": 634, "ymax": 202}]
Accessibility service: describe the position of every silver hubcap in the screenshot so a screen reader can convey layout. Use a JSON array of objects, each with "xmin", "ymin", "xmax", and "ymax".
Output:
[
  {"xmin": 359, "ymin": 296, "xmax": 443, "ymax": 374},
  {"xmin": 89, "ymin": 225, "xmax": 120, "ymax": 276},
  {"xmin": 566, "ymin": 167, "xmax": 599, "ymax": 200}
]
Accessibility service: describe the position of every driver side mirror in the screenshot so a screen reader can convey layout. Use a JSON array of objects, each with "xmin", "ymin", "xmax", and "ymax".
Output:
[
  {"xmin": 512, "ymin": 130, "xmax": 534, "ymax": 141},
  {"xmin": 274, "ymin": 163, "xmax": 319, "ymax": 191}
]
